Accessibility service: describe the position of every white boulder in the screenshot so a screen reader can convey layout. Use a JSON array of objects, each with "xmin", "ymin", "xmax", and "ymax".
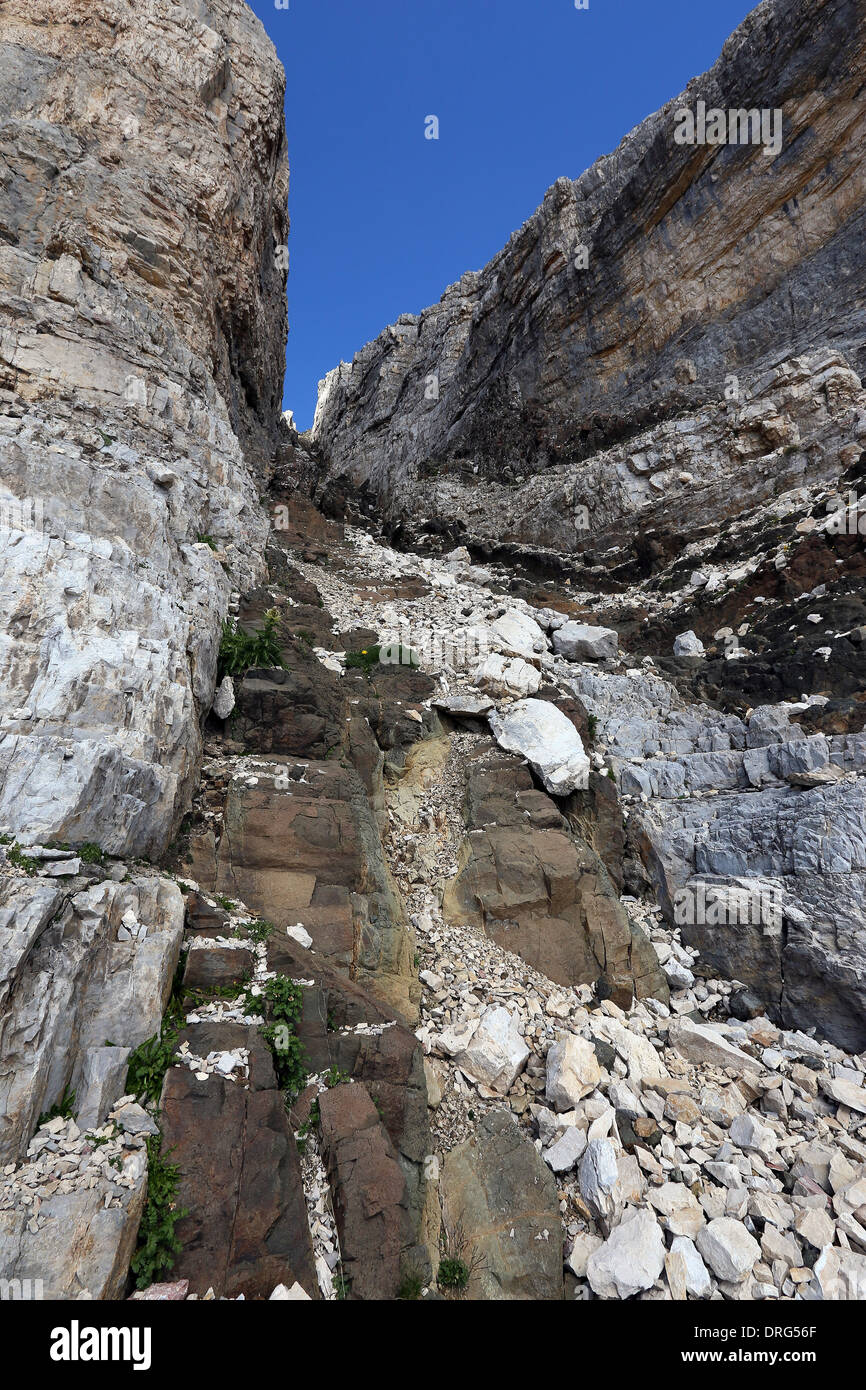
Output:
[
  {"xmin": 546, "ymin": 1034, "xmax": 601, "ymax": 1110},
  {"xmin": 586, "ymin": 1208, "xmax": 666, "ymax": 1299},
  {"xmin": 489, "ymin": 699, "xmax": 590, "ymax": 796},
  {"xmin": 696, "ymin": 1217, "xmax": 761, "ymax": 1283},
  {"xmin": 673, "ymin": 630, "xmax": 705, "ymax": 658},
  {"xmin": 452, "ymin": 1006, "xmax": 529, "ymax": 1095}
]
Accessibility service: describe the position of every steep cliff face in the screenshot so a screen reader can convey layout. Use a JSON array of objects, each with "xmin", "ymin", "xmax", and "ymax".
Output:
[
  {"xmin": 0, "ymin": 0, "xmax": 288, "ymax": 857},
  {"xmin": 312, "ymin": 0, "xmax": 865, "ymax": 562}
]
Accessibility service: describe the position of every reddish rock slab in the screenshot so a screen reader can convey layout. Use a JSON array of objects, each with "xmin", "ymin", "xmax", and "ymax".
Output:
[
  {"xmin": 160, "ymin": 1069, "xmax": 317, "ymax": 1300},
  {"xmin": 183, "ymin": 944, "xmax": 254, "ymax": 991},
  {"xmin": 318, "ymin": 1083, "xmax": 414, "ymax": 1300}
]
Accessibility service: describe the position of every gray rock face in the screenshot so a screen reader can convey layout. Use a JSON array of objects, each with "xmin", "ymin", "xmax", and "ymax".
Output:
[
  {"xmin": 569, "ymin": 664, "xmax": 866, "ymax": 1051},
  {"xmin": 0, "ymin": 0, "xmax": 288, "ymax": 857},
  {"xmin": 0, "ymin": 0, "xmax": 290, "ymax": 1301},
  {"xmin": 0, "ymin": 873, "xmax": 184, "ymax": 1164},
  {"xmin": 311, "ymin": 0, "xmax": 865, "ymax": 576},
  {"xmin": 440, "ymin": 1110, "xmax": 563, "ymax": 1300}
]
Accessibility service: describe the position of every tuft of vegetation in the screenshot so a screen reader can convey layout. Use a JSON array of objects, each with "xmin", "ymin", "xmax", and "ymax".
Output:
[
  {"xmin": 259, "ymin": 975, "xmax": 307, "ymax": 1098},
  {"xmin": 77, "ymin": 842, "xmax": 105, "ymax": 864},
  {"xmin": 344, "ymin": 643, "xmax": 419, "ymax": 673},
  {"xmin": 37, "ymin": 1084, "xmax": 76, "ymax": 1128},
  {"xmin": 586, "ymin": 713, "xmax": 598, "ymax": 741},
  {"xmin": 215, "ymin": 895, "xmax": 237, "ymax": 911},
  {"xmin": 437, "ymin": 1257, "xmax": 470, "ymax": 1292},
  {"xmin": 438, "ymin": 1218, "xmax": 485, "ymax": 1298},
  {"xmin": 246, "ymin": 918, "xmax": 274, "ymax": 945},
  {"xmin": 126, "ymin": 982, "xmax": 185, "ymax": 1107},
  {"xmin": 323, "ymin": 1066, "xmax": 350, "ymax": 1089},
  {"xmin": 126, "ymin": 1031, "xmax": 179, "ymax": 1107},
  {"xmin": 218, "ymin": 608, "xmax": 284, "ymax": 679},
  {"xmin": 398, "ymin": 1273, "xmax": 425, "ymax": 1300},
  {"xmin": 6, "ymin": 843, "xmax": 39, "ymax": 876},
  {"xmin": 196, "ymin": 532, "xmax": 217, "ymax": 550},
  {"xmin": 131, "ymin": 1136, "xmax": 188, "ymax": 1290}
]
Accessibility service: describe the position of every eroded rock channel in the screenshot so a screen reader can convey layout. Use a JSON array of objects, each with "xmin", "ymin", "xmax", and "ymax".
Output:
[{"xmin": 1, "ymin": 0, "xmax": 866, "ymax": 1305}]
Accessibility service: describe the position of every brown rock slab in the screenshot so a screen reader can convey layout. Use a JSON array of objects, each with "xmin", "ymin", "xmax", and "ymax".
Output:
[
  {"xmin": 319, "ymin": 1083, "xmax": 415, "ymax": 1300},
  {"xmin": 160, "ymin": 1069, "xmax": 317, "ymax": 1300}
]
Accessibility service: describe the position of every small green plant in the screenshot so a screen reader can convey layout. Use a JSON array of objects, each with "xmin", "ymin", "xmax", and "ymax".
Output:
[
  {"xmin": 246, "ymin": 918, "xmax": 274, "ymax": 945},
  {"xmin": 259, "ymin": 975, "xmax": 307, "ymax": 1098},
  {"xmin": 586, "ymin": 713, "xmax": 598, "ymax": 741},
  {"xmin": 77, "ymin": 842, "xmax": 105, "ymax": 864},
  {"xmin": 215, "ymin": 895, "xmax": 237, "ymax": 911},
  {"xmin": 6, "ymin": 844, "xmax": 39, "ymax": 876},
  {"xmin": 344, "ymin": 643, "xmax": 420, "ymax": 673},
  {"xmin": 218, "ymin": 608, "xmax": 284, "ymax": 679},
  {"xmin": 333, "ymin": 1274, "xmax": 351, "ymax": 1300},
  {"xmin": 297, "ymin": 1098, "xmax": 320, "ymax": 1142},
  {"xmin": 437, "ymin": 1257, "xmax": 470, "ymax": 1292},
  {"xmin": 126, "ymin": 1023, "xmax": 180, "ymax": 1106},
  {"xmin": 196, "ymin": 532, "xmax": 217, "ymax": 550},
  {"xmin": 131, "ymin": 1136, "xmax": 188, "ymax": 1290},
  {"xmin": 37, "ymin": 1084, "xmax": 76, "ymax": 1128},
  {"xmin": 323, "ymin": 1066, "xmax": 350, "ymax": 1089}
]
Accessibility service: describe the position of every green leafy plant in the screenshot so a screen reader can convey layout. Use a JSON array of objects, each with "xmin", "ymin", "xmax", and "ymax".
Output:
[
  {"xmin": 246, "ymin": 919, "xmax": 274, "ymax": 945},
  {"xmin": 77, "ymin": 842, "xmax": 105, "ymax": 864},
  {"xmin": 215, "ymin": 895, "xmax": 237, "ymax": 911},
  {"xmin": 437, "ymin": 1257, "xmax": 470, "ymax": 1292},
  {"xmin": 345, "ymin": 643, "xmax": 420, "ymax": 673},
  {"xmin": 196, "ymin": 532, "xmax": 217, "ymax": 550},
  {"xmin": 37, "ymin": 1084, "xmax": 76, "ymax": 1128},
  {"xmin": 6, "ymin": 844, "xmax": 39, "ymax": 876},
  {"xmin": 125, "ymin": 989, "xmax": 184, "ymax": 1106},
  {"xmin": 323, "ymin": 1065, "xmax": 350, "ymax": 1089},
  {"xmin": 259, "ymin": 975, "xmax": 307, "ymax": 1098},
  {"xmin": 586, "ymin": 713, "xmax": 598, "ymax": 741},
  {"xmin": 218, "ymin": 608, "xmax": 284, "ymax": 679},
  {"xmin": 131, "ymin": 1136, "xmax": 188, "ymax": 1290}
]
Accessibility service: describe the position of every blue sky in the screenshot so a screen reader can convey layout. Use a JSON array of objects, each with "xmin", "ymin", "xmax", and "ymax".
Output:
[{"xmin": 247, "ymin": 0, "xmax": 756, "ymax": 429}]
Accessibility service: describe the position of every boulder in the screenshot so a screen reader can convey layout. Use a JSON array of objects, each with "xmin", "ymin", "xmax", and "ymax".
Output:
[
  {"xmin": 553, "ymin": 622, "xmax": 618, "ymax": 662},
  {"xmin": 545, "ymin": 1034, "xmax": 601, "ymax": 1111},
  {"xmin": 673, "ymin": 630, "xmax": 705, "ymax": 658},
  {"xmin": 489, "ymin": 698, "xmax": 590, "ymax": 796},
  {"xmin": 586, "ymin": 1207, "xmax": 666, "ymax": 1299},
  {"xmin": 696, "ymin": 1217, "xmax": 761, "ymax": 1283},
  {"xmin": 667, "ymin": 1018, "xmax": 761, "ymax": 1076},
  {"xmin": 669, "ymin": 1236, "xmax": 713, "ymax": 1298},
  {"xmin": 579, "ymin": 1139, "xmax": 619, "ymax": 1218},
  {"xmin": 452, "ymin": 1006, "xmax": 529, "ymax": 1095},
  {"xmin": 544, "ymin": 1126, "xmax": 587, "ymax": 1174}
]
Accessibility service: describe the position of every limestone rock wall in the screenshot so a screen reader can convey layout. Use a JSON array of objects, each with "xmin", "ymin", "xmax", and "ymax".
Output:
[
  {"xmin": 0, "ymin": 0, "xmax": 289, "ymax": 856},
  {"xmin": 311, "ymin": 0, "xmax": 866, "ymax": 561}
]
